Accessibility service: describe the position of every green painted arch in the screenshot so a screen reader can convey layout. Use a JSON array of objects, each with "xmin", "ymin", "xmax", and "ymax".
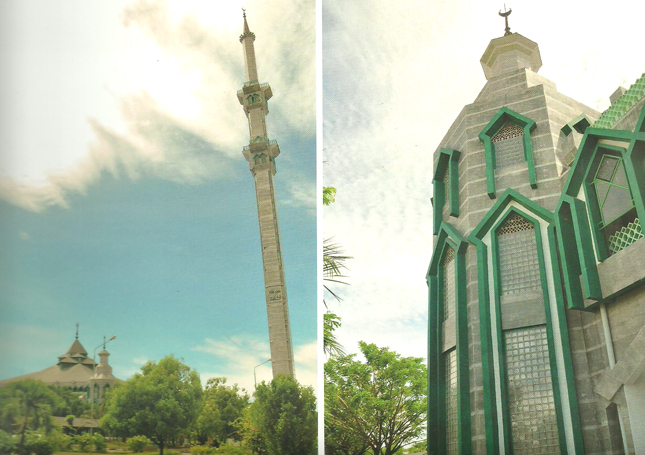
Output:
[
  {"xmin": 469, "ymin": 188, "xmax": 552, "ymax": 243},
  {"xmin": 468, "ymin": 195, "xmax": 585, "ymax": 454},
  {"xmin": 432, "ymin": 149, "xmax": 461, "ymax": 234},
  {"xmin": 478, "ymin": 107, "xmax": 538, "ymax": 198},
  {"xmin": 427, "ymin": 222, "xmax": 471, "ymax": 455}
]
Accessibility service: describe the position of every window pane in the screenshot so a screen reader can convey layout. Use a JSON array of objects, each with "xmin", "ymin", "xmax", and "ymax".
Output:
[
  {"xmin": 442, "ymin": 246, "xmax": 455, "ymax": 321},
  {"xmin": 602, "ymin": 185, "xmax": 633, "ymax": 226},
  {"xmin": 497, "ymin": 214, "xmax": 541, "ymax": 295},
  {"xmin": 505, "ymin": 326, "xmax": 560, "ymax": 455},
  {"xmin": 492, "ymin": 122, "xmax": 525, "ymax": 169},
  {"xmin": 612, "ymin": 162, "xmax": 628, "ymax": 188},
  {"xmin": 594, "ymin": 180, "xmax": 610, "ymax": 205},
  {"xmin": 494, "ymin": 136, "xmax": 525, "ymax": 168},
  {"xmin": 445, "ymin": 349, "xmax": 458, "ymax": 455},
  {"xmin": 596, "ymin": 155, "xmax": 618, "ymax": 181}
]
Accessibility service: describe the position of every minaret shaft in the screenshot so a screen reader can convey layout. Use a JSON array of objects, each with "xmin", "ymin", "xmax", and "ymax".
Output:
[{"xmin": 238, "ymin": 14, "xmax": 295, "ymax": 379}]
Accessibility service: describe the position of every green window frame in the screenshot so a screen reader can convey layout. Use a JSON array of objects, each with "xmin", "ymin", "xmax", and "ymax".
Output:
[
  {"xmin": 478, "ymin": 108, "xmax": 538, "ymax": 199},
  {"xmin": 426, "ymin": 223, "xmax": 470, "ymax": 455},
  {"xmin": 432, "ymin": 149, "xmax": 461, "ymax": 235},
  {"xmin": 469, "ymin": 189, "xmax": 585, "ymax": 454},
  {"xmin": 584, "ymin": 146, "xmax": 643, "ymax": 258}
]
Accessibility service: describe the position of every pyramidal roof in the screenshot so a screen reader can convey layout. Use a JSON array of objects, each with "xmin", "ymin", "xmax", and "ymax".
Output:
[{"xmin": 65, "ymin": 339, "xmax": 88, "ymax": 357}]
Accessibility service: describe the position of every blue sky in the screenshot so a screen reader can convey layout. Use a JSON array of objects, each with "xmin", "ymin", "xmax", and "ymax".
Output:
[{"xmin": 0, "ymin": 0, "xmax": 316, "ymax": 393}]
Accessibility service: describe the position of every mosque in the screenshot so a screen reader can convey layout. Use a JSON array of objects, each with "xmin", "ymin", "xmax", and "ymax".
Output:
[
  {"xmin": 426, "ymin": 11, "xmax": 645, "ymax": 455},
  {"xmin": 0, "ymin": 327, "xmax": 121, "ymax": 403}
]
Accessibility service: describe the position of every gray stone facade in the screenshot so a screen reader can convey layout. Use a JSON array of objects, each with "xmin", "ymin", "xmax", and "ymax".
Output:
[{"xmin": 428, "ymin": 32, "xmax": 645, "ymax": 454}]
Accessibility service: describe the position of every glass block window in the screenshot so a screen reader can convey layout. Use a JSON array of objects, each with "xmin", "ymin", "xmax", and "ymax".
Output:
[
  {"xmin": 445, "ymin": 348, "xmax": 458, "ymax": 455},
  {"xmin": 497, "ymin": 213, "xmax": 541, "ymax": 295},
  {"xmin": 492, "ymin": 122, "xmax": 525, "ymax": 168},
  {"xmin": 442, "ymin": 246, "xmax": 455, "ymax": 321},
  {"xmin": 504, "ymin": 326, "xmax": 560, "ymax": 455}
]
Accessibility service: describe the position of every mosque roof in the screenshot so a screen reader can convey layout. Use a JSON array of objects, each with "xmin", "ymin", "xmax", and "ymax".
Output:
[{"xmin": 594, "ymin": 73, "xmax": 645, "ymax": 129}]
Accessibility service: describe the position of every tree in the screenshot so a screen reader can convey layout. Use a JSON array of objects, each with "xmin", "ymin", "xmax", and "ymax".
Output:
[
  {"xmin": 193, "ymin": 378, "xmax": 249, "ymax": 446},
  {"xmin": 243, "ymin": 375, "xmax": 317, "ymax": 455},
  {"xmin": 48, "ymin": 385, "xmax": 91, "ymax": 418},
  {"xmin": 0, "ymin": 379, "xmax": 62, "ymax": 455},
  {"xmin": 325, "ymin": 342, "xmax": 427, "ymax": 455},
  {"xmin": 101, "ymin": 355, "xmax": 202, "ymax": 455}
]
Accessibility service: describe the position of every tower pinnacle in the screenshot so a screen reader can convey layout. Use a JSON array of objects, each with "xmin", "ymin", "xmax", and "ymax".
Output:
[
  {"xmin": 499, "ymin": 5, "xmax": 512, "ymax": 36},
  {"xmin": 237, "ymin": 13, "xmax": 295, "ymax": 379}
]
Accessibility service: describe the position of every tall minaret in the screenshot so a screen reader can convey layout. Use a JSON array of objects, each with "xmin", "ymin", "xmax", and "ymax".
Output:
[{"xmin": 237, "ymin": 11, "xmax": 295, "ymax": 379}]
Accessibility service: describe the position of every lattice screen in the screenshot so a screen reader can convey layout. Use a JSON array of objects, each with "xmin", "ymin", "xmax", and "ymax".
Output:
[
  {"xmin": 492, "ymin": 122, "xmax": 525, "ymax": 168},
  {"xmin": 442, "ymin": 246, "xmax": 455, "ymax": 321},
  {"xmin": 497, "ymin": 213, "xmax": 541, "ymax": 295},
  {"xmin": 445, "ymin": 348, "xmax": 458, "ymax": 455},
  {"xmin": 504, "ymin": 326, "xmax": 560, "ymax": 454}
]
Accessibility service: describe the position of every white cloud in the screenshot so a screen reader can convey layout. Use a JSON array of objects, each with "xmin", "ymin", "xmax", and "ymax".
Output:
[
  {"xmin": 0, "ymin": 0, "xmax": 314, "ymax": 212},
  {"xmin": 194, "ymin": 335, "xmax": 317, "ymax": 396}
]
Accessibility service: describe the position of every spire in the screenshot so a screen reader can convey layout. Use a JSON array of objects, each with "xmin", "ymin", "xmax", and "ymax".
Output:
[
  {"xmin": 75, "ymin": 323, "xmax": 79, "ymax": 340},
  {"xmin": 239, "ymin": 9, "xmax": 259, "ymax": 83},
  {"xmin": 499, "ymin": 5, "xmax": 512, "ymax": 36}
]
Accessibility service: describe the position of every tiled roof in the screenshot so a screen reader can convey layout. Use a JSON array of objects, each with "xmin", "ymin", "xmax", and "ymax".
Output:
[{"xmin": 594, "ymin": 73, "xmax": 645, "ymax": 129}]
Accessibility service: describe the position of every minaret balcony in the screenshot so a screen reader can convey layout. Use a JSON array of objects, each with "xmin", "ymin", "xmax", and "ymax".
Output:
[{"xmin": 237, "ymin": 82, "xmax": 272, "ymax": 102}]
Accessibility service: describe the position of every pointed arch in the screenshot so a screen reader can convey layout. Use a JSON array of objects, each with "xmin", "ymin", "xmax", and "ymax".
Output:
[
  {"xmin": 478, "ymin": 107, "xmax": 538, "ymax": 198},
  {"xmin": 427, "ymin": 222, "xmax": 470, "ymax": 455},
  {"xmin": 432, "ymin": 149, "xmax": 461, "ymax": 234},
  {"xmin": 468, "ymin": 189, "xmax": 584, "ymax": 454}
]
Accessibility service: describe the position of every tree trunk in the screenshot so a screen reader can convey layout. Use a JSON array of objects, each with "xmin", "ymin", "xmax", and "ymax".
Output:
[{"xmin": 18, "ymin": 408, "xmax": 30, "ymax": 455}]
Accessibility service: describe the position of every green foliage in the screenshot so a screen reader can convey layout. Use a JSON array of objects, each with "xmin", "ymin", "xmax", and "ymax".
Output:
[
  {"xmin": 325, "ymin": 343, "xmax": 427, "ymax": 455},
  {"xmin": 25, "ymin": 433, "xmax": 57, "ymax": 455},
  {"xmin": 189, "ymin": 445, "xmax": 211, "ymax": 455},
  {"xmin": 93, "ymin": 434, "xmax": 107, "ymax": 452},
  {"xmin": 194, "ymin": 378, "xmax": 249, "ymax": 446},
  {"xmin": 56, "ymin": 434, "xmax": 74, "ymax": 451},
  {"xmin": 126, "ymin": 435, "xmax": 152, "ymax": 453},
  {"xmin": 74, "ymin": 433, "xmax": 93, "ymax": 452},
  {"xmin": 243, "ymin": 375, "xmax": 317, "ymax": 455},
  {"xmin": 323, "ymin": 187, "xmax": 337, "ymax": 206},
  {"xmin": 0, "ymin": 379, "xmax": 62, "ymax": 455},
  {"xmin": 48, "ymin": 386, "xmax": 91, "ymax": 418},
  {"xmin": 102, "ymin": 355, "xmax": 202, "ymax": 455},
  {"xmin": 0, "ymin": 430, "xmax": 17, "ymax": 455},
  {"xmin": 324, "ymin": 312, "xmax": 346, "ymax": 357}
]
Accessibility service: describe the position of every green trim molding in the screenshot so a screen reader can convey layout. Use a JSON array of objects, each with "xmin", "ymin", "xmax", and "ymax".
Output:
[
  {"xmin": 432, "ymin": 149, "xmax": 461, "ymax": 234},
  {"xmin": 478, "ymin": 107, "xmax": 538, "ymax": 198},
  {"xmin": 468, "ymin": 189, "xmax": 585, "ymax": 454},
  {"xmin": 426, "ymin": 222, "xmax": 471, "ymax": 455},
  {"xmin": 561, "ymin": 114, "xmax": 591, "ymax": 137}
]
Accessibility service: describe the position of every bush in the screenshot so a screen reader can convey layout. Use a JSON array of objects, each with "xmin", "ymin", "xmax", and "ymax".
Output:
[
  {"xmin": 0, "ymin": 430, "xmax": 16, "ymax": 455},
  {"xmin": 93, "ymin": 434, "xmax": 107, "ymax": 452},
  {"xmin": 127, "ymin": 435, "xmax": 152, "ymax": 453},
  {"xmin": 57, "ymin": 434, "xmax": 74, "ymax": 451},
  {"xmin": 75, "ymin": 433, "xmax": 93, "ymax": 452},
  {"xmin": 189, "ymin": 446, "xmax": 212, "ymax": 455},
  {"xmin": 25, "ymin": 434, "xmax": 58, "ymax": 455}
]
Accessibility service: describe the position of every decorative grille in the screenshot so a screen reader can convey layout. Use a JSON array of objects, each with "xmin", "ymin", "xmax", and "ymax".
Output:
[
  {"xmin": 608, "ymin": 218, "xmax": 643, "ymax": 254},
  {"xmin": 445, "ymin": 349, "xmax": 458, "ymax": 455},
  {"xmin": 442, "ymin": 246, "xmax": 455, "ymax": 321},
  {"xmin": 497, "ymin": 213, "xmax": 541, "ymax": 295},
  {"xmin": 505, "ymin": 326, "xmax": 560, "ymax": 455},
  {"xmin": 492, "ymin": 122, "xmax": 525, "ymax": 168}
]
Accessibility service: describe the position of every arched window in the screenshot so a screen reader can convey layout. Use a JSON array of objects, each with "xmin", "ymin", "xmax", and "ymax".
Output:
[
  {"xmin": 479, "ymin": 108, "xmax": 537, "ymax": 198},
  {"xmin": 590, "ymin": 153, "xmax": 642, "ymax": 255},
  {"xmin": 495, "ymin": 213, "xmax": 560, "ymax": 454}
]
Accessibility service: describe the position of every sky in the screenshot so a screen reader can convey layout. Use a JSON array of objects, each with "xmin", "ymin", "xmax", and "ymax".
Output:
[
  {"xmin": 0, "ymin": 0, "xmax": 316, "ymax": 395},
  {"xmin": 322, "ymin": 0, "xmax": 645, "ymax": 362}
]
